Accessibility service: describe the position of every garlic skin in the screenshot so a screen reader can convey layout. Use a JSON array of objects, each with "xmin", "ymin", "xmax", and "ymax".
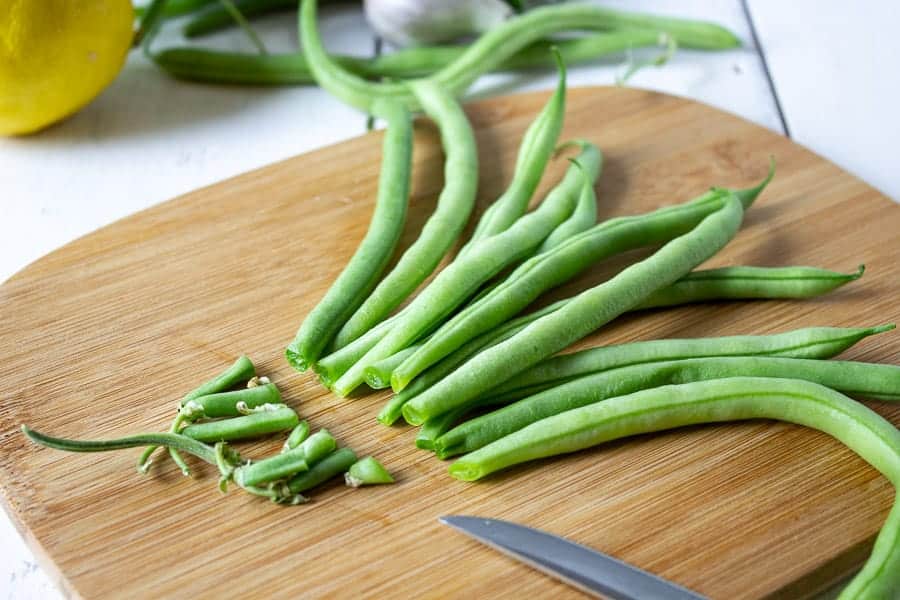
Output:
[{"xmin": 363, "ymin": 0, "xmax": 514, "ymax": 47}]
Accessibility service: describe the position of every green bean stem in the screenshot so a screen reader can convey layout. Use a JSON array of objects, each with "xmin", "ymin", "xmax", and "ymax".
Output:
[
  {"xmin": 391, "ymin": 185, "xmax": 746, "ymax": 393},
  {"xmin": 401, "ymin": 195, "xmax": 745, "ymax": 425},
  {"xmin": 283, "ymin": 420, "xmax": 311, "ymax": 451},
  {"xmin": 328, "ymin": 79, "xmax": 479, "ymax": 351},
  {"xmin": 23, "ymin": 426, "xmax": 217, "ymax": 465},
  {"xmin": 287, "ymin": 447, "xmax": 358, "ymax": 493},
  {"xmin": 460, "ymin": 50, "xmax": 570, "ymax": 251},
  {"xmin": 333, "ymin": 140, "xmax": 602, "ymax": 397},
  {"xmin": 234, "ymin": 449, "xmax": 309, "ymax": 488},
  {"xmin": 436, "ymin": 356, "xmax": 900, "ymax": 457},
  {"xmin": 449, "ymin": 377, "xmax": 900, "ymax": 598},
  {"xmin": 139, "ymin": 355, "xmax": 256, "ymax": 473},
  {"xmin": 345, "ymin": 456, "xmax": 395, "ymax": 487},
  {"xmin": 295, "ymin": 429, "xmax": 337, "ymax": 465},
  {"xmin": 299, "ymin": 0, "xmax": 740, "ymax": 112},
  {"xmin": 185, "ymin": 382, "xmax": 281, "ymax": 418},
  {"xmin": 180, "ymin": 406, "xmax": 299, "ymax": 442},
  {"xmin": 154, "ymin": 30, "xmax": 664, "ymax": 87},
  {"xmin": 286, "ymin": 99, "xmax": 412, "ymax": 370}
]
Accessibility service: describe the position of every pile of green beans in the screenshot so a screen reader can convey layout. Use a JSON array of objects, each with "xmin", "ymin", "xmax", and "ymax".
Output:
[
  {"xmin": 22, "ymin": 357, "xmax": 393, "ymax": 504},
  {"xmin": 448, "ymin": 378, "xmax": 900, "ymax": 597},
  {"xmin": 331, "ymin": 141, "xmax": 602, "ymax": 397},
  {"xmin": 401, "ymin": 195, "xmax": 745, "ymax": 425}
]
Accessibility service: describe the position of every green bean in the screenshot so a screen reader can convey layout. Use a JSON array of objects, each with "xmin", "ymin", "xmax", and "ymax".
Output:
[
  {"xmin": 332, "ymin": 141, "xmax": 602, "ymax": 397},
  {"xmin": 184, "ymin": 0, "xmax": 294, "ymax": 37},
  {"xmin": 366, "ymin": 346, "xmax": 419, "ymax": 390},
  {"xmin": 390, "ymin": 182, "xmax": 753, "ymax": 393},
  {"xmin": 436, "ymin": 356, "xmax": 900, "ymax": 457},
  {"xmin": 287, "ymin": 447, "xmax": 358, "ymax": 493},
  {"xmin": 449, "ymin": 378, "xmax": 900, "ymax": 597},
  {"xmin": 135, "ymin": 0, "xmax": 216, "ymax": 20},
  {"xmin": 537, "ymin": 157, "xmax": 597, "ymax": 252},
  {"xmin": 416, "ymin": 407, "xmax": 468, "ymax": 451},
  {"xmin": 23, "ymin": 426, "xmax": 217, "ymax": 465},
  {"xmin": 401, "ymin": 194, "xmax": 744, "ymax": 425},
  {"xmin": 294, "ymin": 429, "xmax": 337, "ymax": 465},
  {"xmin": 635, "ymin": 264, "xmax": 865, "ymax": 309},
  {"xmin": 345, "ymin": 456, "xmax": 395, "ymax": 487},
  {"xmin": 183, "ymin": 382, "xmax": 281, "ymax": 418},
  {"xmin": 328, "ymin": 79, "xmax": 479, "ymax": 351},
  {"xmin": 154, "ymin": 31, "xmax": 664, "ymax": 87},
  {"xmin": 180, "ymin": 405, "xmax": 298, "ymax": 442},
  {"xmin": 183, "ymin": 355, "xmax": 257, "ymax": 403},
  {"xmin": 285, "ymin": 99, "xmax": 412, "ymax": 370},
  {"xmin": 139, "ymin": 355, "xmax": 256, "ymax": 473},
  {"xmin": 486, "ymin": 324, "xmax": 895, "ymax": 405},
  {"xmin": 233, "ymin": 448, "xmax": 309, "ymax": 488},
  {"xmin": 283, "ymin": 420, "xmax": 310, "ymax": 451},
  {"xmin": 300, "ymin": 0, "xmax": 740, "ymax": 112},
  {"xmin": 460, "ymin": 51, "xmax": 570, "ymax": 251}
]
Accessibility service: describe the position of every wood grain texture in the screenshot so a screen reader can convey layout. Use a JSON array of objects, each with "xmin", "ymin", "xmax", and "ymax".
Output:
[{"xmin": 0, "ymin": 86, "xmax": 898, "ymax": 600}]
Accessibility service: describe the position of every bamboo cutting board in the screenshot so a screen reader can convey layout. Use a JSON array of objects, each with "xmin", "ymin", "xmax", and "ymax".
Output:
[{"xmin": 1, "ymin": 86, "xmax": 899, "ymax": 600}]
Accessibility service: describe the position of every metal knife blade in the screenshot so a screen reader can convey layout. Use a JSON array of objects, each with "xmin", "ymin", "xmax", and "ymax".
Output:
[{"xmin": 439, "ymin": 516, "xmax": 706, "ymax": 600}]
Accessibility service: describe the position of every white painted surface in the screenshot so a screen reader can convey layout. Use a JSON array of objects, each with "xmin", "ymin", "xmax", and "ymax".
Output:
[
  {"xmin": 0, "ymin": 2, "xmax": 895, "ymax": 597},
  {"xmin": 746, "ymin": 0, "xmax": 900, "ymax": 200}
]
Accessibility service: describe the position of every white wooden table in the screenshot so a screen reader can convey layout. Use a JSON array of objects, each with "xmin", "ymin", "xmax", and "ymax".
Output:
[{"xmin": 1, "ymin": 2, "xmax": 897, "ymax": 597}]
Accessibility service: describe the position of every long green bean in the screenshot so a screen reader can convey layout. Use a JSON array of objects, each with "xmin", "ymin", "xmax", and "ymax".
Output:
[
  {"xmin": 436, "ymin": 356, "xmax": 900, "ymax": 457},
  {"xmin": 448, "ymin": 378, "xmax": 900, "ymax": 597},
  {"xmin": 154, "ymin": 30, "xmax": 664, "ymax": 86},
  {"xmin": 332, "ymin": 142, "xmax": 602, "ymax": 397},
  {"xmin": 401, "ymin": 194, "xmax": 745, "ymax": 425},
  {"xmin": 299, "ymin": 0, "xmax": 740, "ymax": 112},
  {"xmin": 285, "ymin": 98, "xmax": 413, "ymax": 370},
  {"xmin": 329, "ymin": 80, "xmax": 478, "ymax": 351},
  {"xmin": 635, "ymin": 264, "xmax": 865, "ymax": 309},
  {"xmin": 390, "ymin": 181, "xmax": 758, "ymax": 393},
  {"xmin": 460, "ymin": 52, "xmax": 571, "ymax": 251}
]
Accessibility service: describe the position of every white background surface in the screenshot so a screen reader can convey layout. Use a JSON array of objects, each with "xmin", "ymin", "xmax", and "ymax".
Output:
[{"xmin": 2, "ymin": 1, "xmax": 897, "ymax": 597}]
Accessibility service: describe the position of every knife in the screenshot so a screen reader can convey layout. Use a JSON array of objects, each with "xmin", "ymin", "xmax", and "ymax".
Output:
[{"xmin": 439, "ymin": 515, "xmax": 706, "ymax": 600}]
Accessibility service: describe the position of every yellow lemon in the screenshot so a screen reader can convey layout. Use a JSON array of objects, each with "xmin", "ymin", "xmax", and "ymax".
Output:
[{"xmin": 0, "ymin": 0, "xmax": 134, "ymax": 135}]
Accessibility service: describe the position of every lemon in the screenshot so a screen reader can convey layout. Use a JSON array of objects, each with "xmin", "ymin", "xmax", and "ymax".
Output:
[{"xmin": 0, "ymin": 0, "xmax": 134, "ymax": 135}]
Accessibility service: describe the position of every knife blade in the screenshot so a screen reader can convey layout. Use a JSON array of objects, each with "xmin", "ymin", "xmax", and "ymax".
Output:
[{"xmin": 439, "ymin": 515, "xmax": 706, "ymax": 600}]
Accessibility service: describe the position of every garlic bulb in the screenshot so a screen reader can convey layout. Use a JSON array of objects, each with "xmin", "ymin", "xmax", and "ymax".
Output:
[{"xmin": 363, "ymin": 0, "xmax": 514, "ymax": 47}]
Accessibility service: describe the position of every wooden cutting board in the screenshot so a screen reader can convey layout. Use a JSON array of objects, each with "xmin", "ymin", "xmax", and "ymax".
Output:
[{"xmin": 1, "ymin": 86, "xmax": 898, "ymax": 600}]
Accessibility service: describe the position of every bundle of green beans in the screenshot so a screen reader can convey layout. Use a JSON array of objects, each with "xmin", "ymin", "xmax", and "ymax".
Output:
[{"xmin": 22, "ymin": 356, "xmax": 393, "ymax": 505}]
